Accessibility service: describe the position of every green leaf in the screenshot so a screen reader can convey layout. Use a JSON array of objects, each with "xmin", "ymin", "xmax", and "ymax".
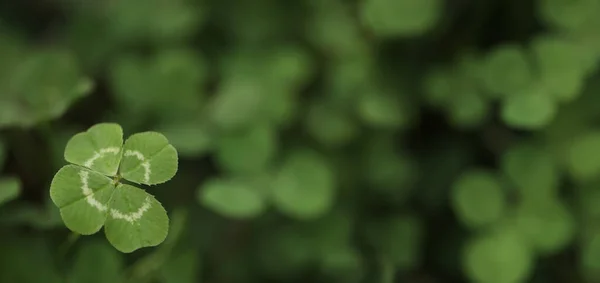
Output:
[
  {"xmin": 104, "ymin": 184, "xmax": 169, "ymax": 253},
  {"xmin": 448, "ymin": 90, "xmax": 490, "ymax": 128},
  {"xmin": 271, "ymin": 149, "xmax": 336, "ymax": 220},
  {"xmin": 50, "ymin": 165, "xmax": 116, "ymax": 235},
  {"xmin": 157, "ymin": 119, "xmax": 213, "ymax": 158},
  {"xmin": 501, "ymin": 85, "xmax": 557, "ymax": 129},
  {"xmin": 0, "ymin": 49, "xmax": 92, "ymax": 128},
  {"xmin": 69, "ymin": 240, "xmax": 124, "ymax": 283},
  {"xmin": 109, "ymin": 50, "xmax": 206, "ymax": 118},
  {"xmin": 366, "ymin": 215, "xmax": 423, "ymax": 270},
  {"xmin": 531, "ymin": 36, "xmax": 590, "ymax": 101},
  {"xmin": 64, "ymin": 123, "xmax": 124, "ymax": 176},
  {"xmin": 0, "ymin": 177, "xmax": 21, "ymax": 206},
  {"xmin": 106, "ymin": 0, "xmax": 203, "ymax": 42},
  {"xmin": 215, "ymin": 125, "xmax": 277, "ymax": 174},
  {"xmin": 359, "ymin": 0, "xmax": 442, "ymax": 37},
  {"xmin": 120, "ymin": 132, "xmax": 178, "ymax": 185},
  {"xmin": 199, "ymin": 178, "xmax": 267, "ymax": 219},
  {"xmin": 514, "ymin": 198, "xmax": 575, "ymax": 255},
  {"xmin": 305, "ymin": 100, "xmax": 358, "ymax": 147},
  {"xmin": 363, "ymin": 136, "xmax": 417, "ymax": 198},
  {"xmin": 582, "ymin": 231, "xmax": 600, "ymax": 277},
  {"xmin": 463, "ymin": 227, "xmax": 534, "ymax": 283},
  {"xmin": 0, "ymin": 201, "xmax": 62, "ymax": 230},
  {"xmin": 451, "ymin": 169, "xmax": 506, "ymax": 228},
  {"xmin": 501, "ymin": 142, "xmax": 560, "ymax": 198},
  {"xmin": 357, "ymin": 90, "xmax": 410, "ymax": 129},
  {"xmin": 539, "ymin": 0, "xmax": 599, "ymax": 32},
  {"xmin": 567, "ymin": 132, "xmax": 600, "ymax": 182},
  {"xmin": 581, "ymin": 187, "xmax": 600, "ymax": 218},
  {"xmin": 209, "ymin": 76, "xmax": 265, "ymax": 130},
  {"xmin": 480, "ymin": 44, "xmax": 533, "ymax": 96}
]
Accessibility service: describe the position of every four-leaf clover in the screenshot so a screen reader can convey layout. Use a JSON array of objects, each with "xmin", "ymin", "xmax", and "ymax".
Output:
[{"xmin": 50, "ymin": 123, "xmax": 178, "ymax": 253}]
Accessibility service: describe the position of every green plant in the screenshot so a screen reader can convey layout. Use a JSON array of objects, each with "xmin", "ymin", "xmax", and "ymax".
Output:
[{"xmin": 49, "ymin": 123, "xmax": 178, "ymax": 253}]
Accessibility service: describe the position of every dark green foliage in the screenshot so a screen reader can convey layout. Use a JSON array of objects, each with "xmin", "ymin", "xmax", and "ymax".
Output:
[{"xmin": 1, "ymin": 0, "xmax": 600, "ymax": 282}]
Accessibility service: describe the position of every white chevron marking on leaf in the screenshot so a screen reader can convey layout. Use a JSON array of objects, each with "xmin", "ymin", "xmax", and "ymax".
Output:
[
  {"xmin": 84, "ymin": 147, "xmax": 121, "ymax": 168},
  {"xmin": 124, "ymin": 150, "xmax": 151, "ymax": 183},
  {"xmin": 79, "ymin": 170, "xmax": 108, "ymax": 212},
  {"xmin": 110, "ymin": 197, "xmax": 152, "ymax": 223}
]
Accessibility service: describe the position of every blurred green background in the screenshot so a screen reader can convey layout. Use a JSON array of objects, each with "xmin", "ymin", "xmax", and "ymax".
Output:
[{"xmin": 1, "ymin": 0, "xmax": 600, "ymax": 282}]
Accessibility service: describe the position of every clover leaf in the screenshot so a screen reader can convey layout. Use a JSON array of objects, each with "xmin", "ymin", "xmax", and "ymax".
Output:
[
  {"xmin": 451, "ymin": 169, "xmax": 506, "ymax": 228},
  {"xmin": 463, "ymin": 226, "xmax": 534, "ymax": 283},
  {"xmin": 50, "ymin": 123, "xmax": 177, "ymax": 253},
  {"xmin": 0, "ymin": 177, "xmax": 21, "ymax": 207}
]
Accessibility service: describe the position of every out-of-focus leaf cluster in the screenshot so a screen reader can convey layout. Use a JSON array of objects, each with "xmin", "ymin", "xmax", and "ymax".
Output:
[{"xmin": 1, "ymin": 0, "xmax": 600, "ymax": 282}]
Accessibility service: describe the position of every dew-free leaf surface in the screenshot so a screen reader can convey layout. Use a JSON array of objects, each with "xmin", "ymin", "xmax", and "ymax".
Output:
[
  {"xmin": 514, "ymin": 198, "xmax": 575, "ymax": 255},
  {"xmin": 501, "ymin": 85, "xmax": 557, "ymax": 129},
  {"xmin": 463, "ymin": 227, "xmax": 534, "ymax": 283},
  {"xmin": 0, "ymin": 177, "xmax": 21, "ymax": 206},
  {"xmin": 451, "ymin": 169, "xmax": 506, "ymax": 228},
  {"xmin": 50, "ymin": 123, "xmax": 177, "ymax": 253},
  {"xmin": 215, "ymin": 125, "xmax": 277, "ymax": 174},
  {"xmin": 360, "ymin": 0, "xmax": 441, "ymax": 37},
  {"xmin": 199, "ymin": 178, "xmax": 267, "ymax": 219},
  {"xmin": 65, "ymin": 123, "xmax": 123, "ymax": 176},
  {"xmin": 480, "ymin": 44, "xmax": 533, "ymax": 97},
  {"xmin": 120, "ymin": 132, "xmax": 178, "ymax": 185},
  {"xmin": 501, "ymin": 142, "xmax": 560, "ymax": 198},
  {"xmin": 104, "ymin": 184, "xmax": 169, "ymax": 253},
  {"xmin": 271, "ymin": 149, "xmax": 336, "ymax": 220}
]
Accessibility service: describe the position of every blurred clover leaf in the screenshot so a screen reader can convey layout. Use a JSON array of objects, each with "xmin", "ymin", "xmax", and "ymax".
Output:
[
  {"xmin": 0, "ymin": 199, "xmax": 62, "ymax": 230},
  {"xmin": 198, "ymin": 178, "xmax": 267, "ymax": 219},
  {"xmin": 0, "ymin": 177, "xmax": 21, "ymax": 207},
  {"xmin": 448, "ymin": 89, "xmax": 490, "ymax": 128},
  {"xmin": 109, "ymin": 49, "xmax": 206, "ymax": 119},
  {"xmin": 105, "ymin": 0, "xmax": 203, "ymax": 42},
  {"xmin": 424, "ymin": 54, "xmax": 490, "ymax": 128},
  {"xmin": 513, "ymin": 198, "xmax": 575, "ymax": 255},
  {"xmin": 0, "ymin": 48, "xmax": 93, "ymax": 128},
  {"xmin": 69, "ymin": 240, "xmax": 124, "ymax": 283},
  {"xmin": 463, "ymin": 226, "xmax": 534, "ymax": 283},
  {"xmin": 356, "ymin": 89, "xmax": 411, "ymax": 129},
  {"xmin": 451, "ymin": 169, "xmax": 506, "ymax": 228},
  {"xmin": 567, "ymin": 132, "xmax": 600, "ymax": 182},
  {"xmin": 531, "ymin": 36, "xmax": 591, "ymax": 101},
  {"xmin": 271, "ymin": 149, "xmax": 336, "ymax": 220},
  {"xmin": 209, "ymin": 76, "xmax": 266, "ymax": 130},
  {"xmin": 480, "ymin": 44, "xmax": 533, "ymax": 97},
  {"xmin": 501, "ymin": 142, "xmax": 560, "ymax": 198},
  {"xmin": 366, "ymin": 215, "xmax": 423, "ymax": 270},
  {"xmin": 359, "ymin": 0, "xmax": 442, "ymax": 37},
  {"xmin": 363, "ymin": 136, "xmax": 418, "ymax": 201},
  {"xmin": 539, "ymin": 0, "xmax": 599, "ymax": 32},
  {"xmin": 50, "ymin": 123, "xmax": 178, "ymax": 253},
  {"xmin": 305, "ymin": 99, "xmax": 358, "ymax": 147},
  {"xmin": 501, "ymin": 84, "xmax": 557, "ymax": 129},
  {"xmin": 215, "ymin": 124, "xmax": 277, "ymax": 174},
  {"xmin": 157, "ymin": 118, "xmax": 213, "ymax": 158},
  {"xmin": 582, "ymin": 231, "xmax": 600, "ymax": 278}
]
